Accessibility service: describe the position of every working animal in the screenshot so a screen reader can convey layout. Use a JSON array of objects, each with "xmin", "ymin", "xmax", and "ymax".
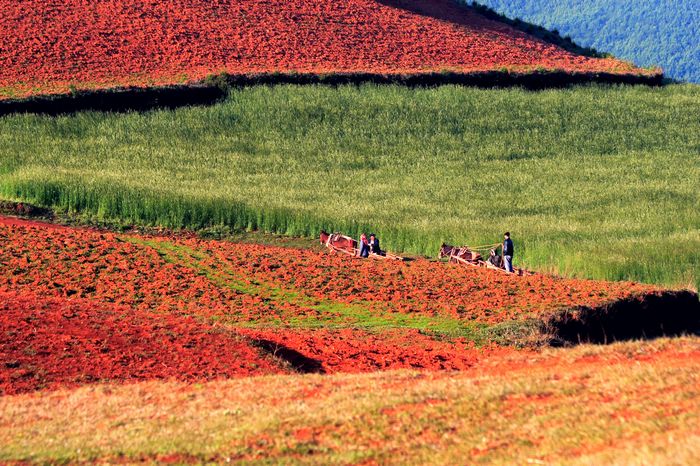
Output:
[
  {"xmin": 320, "ymin": 230, "xmax": 358, "ymax": 256},
  {"xmin": 439, "ymin": 243, "xmax": 483, "ymax": 264}
]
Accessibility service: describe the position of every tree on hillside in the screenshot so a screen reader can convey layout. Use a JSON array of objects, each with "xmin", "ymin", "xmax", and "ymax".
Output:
[{"xmin": 469, "ymin": 0, "xmax": 700, "ymax": 82}]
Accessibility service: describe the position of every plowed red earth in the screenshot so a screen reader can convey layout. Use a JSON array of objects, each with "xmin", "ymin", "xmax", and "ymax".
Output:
[
  {"xmin": 178, "ymin": 236, "xmax": 658, "ymax": 323},
  {"xmin": 237, "ymin": 328, "xmax": 487, "ymax": 374},
  {"xmin": 0, "ymin": 216, "xmax": 664, "ymax": 393},
  {"xmin": 0, "ymin": 291, "xmax": 288, "ymax": 395},
  {"xmin": 0, "ymin": 0, "xmax": 652, "ymax": 100}
]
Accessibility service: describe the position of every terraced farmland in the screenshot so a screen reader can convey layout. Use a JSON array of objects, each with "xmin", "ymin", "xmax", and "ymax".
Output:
[{"xmin": 1, "ymin": 218, "xmax": 699, "ymax": 463}]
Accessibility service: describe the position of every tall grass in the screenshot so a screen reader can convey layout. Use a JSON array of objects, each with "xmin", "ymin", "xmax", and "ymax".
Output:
[{"xmin": 1, "ymin": 84, "xmax": 698, "ymax": 288}]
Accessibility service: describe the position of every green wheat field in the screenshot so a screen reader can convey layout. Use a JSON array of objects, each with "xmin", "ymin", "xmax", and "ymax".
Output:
[{"xmin": 1, "ymin": 84, "xmax": 698, "ymax": 288}]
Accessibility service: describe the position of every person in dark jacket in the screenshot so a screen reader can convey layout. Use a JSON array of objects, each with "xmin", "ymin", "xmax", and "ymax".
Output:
[
  {"xmin": 502, "ymin": 232, "xmax": 514, "ymax": 273},
  {"xmin": 368, "ymin": 234, "xmax": 381, "ymax": 255}
]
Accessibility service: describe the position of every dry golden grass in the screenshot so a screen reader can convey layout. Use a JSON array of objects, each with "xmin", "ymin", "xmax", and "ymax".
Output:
[{"xmin": 1, "ymin": 337, "xmax": 699, "ymax": 465}]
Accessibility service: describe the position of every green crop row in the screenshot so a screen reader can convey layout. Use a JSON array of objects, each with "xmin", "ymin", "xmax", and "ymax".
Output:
[{"xmin": 1, "ymin": 84, "xmax": 698, "ymax": 288}]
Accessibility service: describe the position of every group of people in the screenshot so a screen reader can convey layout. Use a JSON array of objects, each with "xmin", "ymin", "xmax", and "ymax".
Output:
[
  {"xmin": 487, "ymin": 232, "xmax": 515, "ymax": 273},
  {"xmin": 358, "ymin": 233, "xmax": 381, "ymax": 258},
  {"xmin": 355, "ymin": 231, "xmax": 514, "ymax": 273}
]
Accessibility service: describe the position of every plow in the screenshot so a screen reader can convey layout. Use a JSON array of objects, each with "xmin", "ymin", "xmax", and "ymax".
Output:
[
  {"xmin": 319, "ymin": 231, "xmax": 405, "ymax": 261},
  {"xmin": 439, "ymin": 242, "xmax": 533, "ymax": 276},
  {"xmin": 320, "ymin": 231, "xmax": 532, "ymax": 275}
]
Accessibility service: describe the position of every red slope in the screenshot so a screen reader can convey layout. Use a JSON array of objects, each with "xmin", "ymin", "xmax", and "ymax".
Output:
[
  {"xmin": 0, "ymin": 291, "xmax": 290, "ymax": 395},
  {"xmin": 0, "ymin": 216, "xmax": 693, "ymax": 394},
  {"xmin": 0, "ymin": 0, "xmax": 652, "ymax": 99}
]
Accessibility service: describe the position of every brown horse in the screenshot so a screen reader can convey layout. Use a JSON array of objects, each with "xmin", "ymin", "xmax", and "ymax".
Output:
[
  {"xmin": 438, "ymin": 243, "xmax": 457, "ymax": 259},
  {"xmin": 320, "ymin": 231, "xmax": 358, "ymax": 256}
]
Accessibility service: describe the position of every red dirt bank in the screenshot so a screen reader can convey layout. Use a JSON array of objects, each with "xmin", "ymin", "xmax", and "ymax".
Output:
[{"xmin": 0, "ymin": 0, "xmax": 654, "ymax": 99}]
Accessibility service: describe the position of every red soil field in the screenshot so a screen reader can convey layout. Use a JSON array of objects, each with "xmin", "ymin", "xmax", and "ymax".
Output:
[
  {"xmin": 0, "ymin": 0, "xmax": 654, "ymax": 100},
  {"xmin": 237, "ymin": 328, "xmax": 487, "ymax": 374},
  {"xmin": 0, "ymin": 291, "xmax": 288, "ymax": 395},
  {"xmin": 2, "ymin": 338, "xmax": 698, "ymax": 464},
  {"xmin": 177, "ymin": 236, "xmax": 659, "ymax": 324},
  {"xmin": 0, "ymin": 216, "xmax": 658, "ymax": 325},
  {"xmin": 0, "ymin": 216, "xmax": 680, "ymax": 394}
]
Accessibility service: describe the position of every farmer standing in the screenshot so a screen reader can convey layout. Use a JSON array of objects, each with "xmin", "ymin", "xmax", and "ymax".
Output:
[{"xmin": 502, "ymin": 232, "xmax": 514, "ymax": 273}]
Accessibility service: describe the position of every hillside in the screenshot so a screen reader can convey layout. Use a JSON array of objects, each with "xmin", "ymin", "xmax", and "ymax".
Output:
[
  {"xmin": 0, "ymin": 0, "xmax": 656, "ymax": 99},
  {"xmin": 475, "ymin": 0, "xmax": 700, "ymax": 83},
  {"xmin": 2, "ymin": 1, "xmax": 698, "ymax": 463},
  {"xmin": 1, "ymin": 216, "xmax": 699, "ymax": 462},
  {"xmin": 1, "ymin": 216, "xmax": 697, "ymax": 394},
  {"xmin": 2, "ymin": 338, "xmax": 699, "ymax": 463}
]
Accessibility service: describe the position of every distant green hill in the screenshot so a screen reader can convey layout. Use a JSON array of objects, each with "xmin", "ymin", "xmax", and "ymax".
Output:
[{"xmin": 472, "ymin": 0, "xmax": 700, "ymax": 82}]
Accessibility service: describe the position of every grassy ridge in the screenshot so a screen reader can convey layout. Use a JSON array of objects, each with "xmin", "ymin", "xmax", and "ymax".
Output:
[
  {"xmin": 0, "ymin": 84, "xmax": 698, "ymax": 288},
  {"xmin": 2, "ymin": 339, "xmax": 699, "ymax": 464}
]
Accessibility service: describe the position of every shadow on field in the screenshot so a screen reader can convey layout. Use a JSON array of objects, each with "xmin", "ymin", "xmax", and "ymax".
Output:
[
  {"xmin": 253, "ymin": 339, "xmax": 325, "ymax": 374},
  {"xmin": 1, "ymin": 72, "xmax": 663, "ymax": 117},
  {"xmin": 378, "ymin": 0, "xmax": 610, "ymax": 58},
  {"xmin": 0, "ymin": 85, "xmax": 227, "ymax": 117},
  {"xmin": 547, "ymin": 290, "xmax": 700, "ymax": 345},
  {"xmin": 378, "ymin": 0, "xmax": 489, "ymax": 30},
  {"xmin": 0, "ymin": 201, "xmax": 53, "ymax": 219}
]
